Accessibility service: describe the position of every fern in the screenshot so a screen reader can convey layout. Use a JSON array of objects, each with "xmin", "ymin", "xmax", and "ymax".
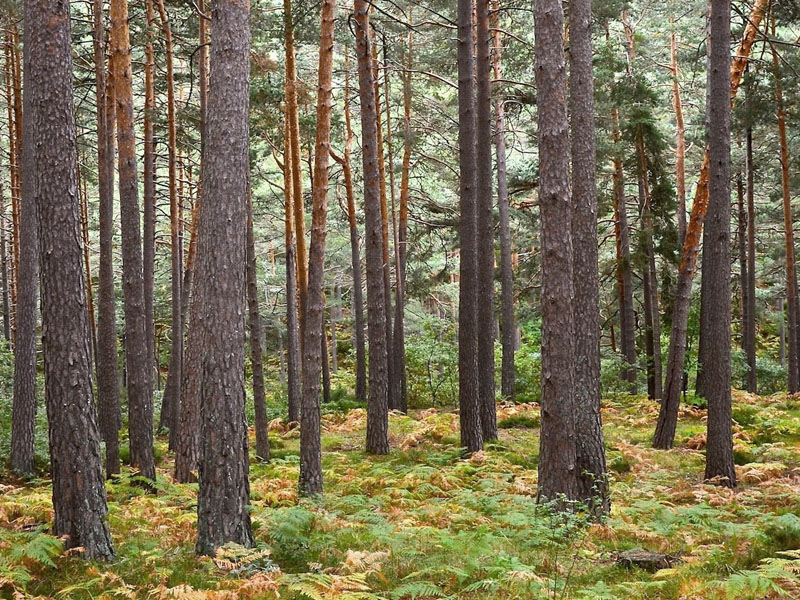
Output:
[{"xmin": 388, "ymin": 581, "xmax": 446, "ymax": 599}]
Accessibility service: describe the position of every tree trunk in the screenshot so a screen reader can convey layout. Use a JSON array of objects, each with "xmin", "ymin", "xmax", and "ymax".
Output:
[
  {"xmin": 1, "ymin": 176, "xmax": 9, "ymax": 342},
  {"xmin": 492, "ymin": 0, "xmax": 515, "ymax": 403},
  {"xmin": 670, "ymin": 21, "xmax": 687, "ymax": 248},
  {"xmin": 4, "ymin": 35, "xmax": 19, "ymax": 337},
  {"xmin": 78, "ymin": 170, "xmax": 97, "ymax": 369},
  {"xmin": 703, "ymin": 0, "xmax": 735, "ymax": 487},
  {"xmin": 475, "ymin": 0, "xmax": 497, "ymax": 441},
  {"xmin": 534, "ymin": 0, "xmax": 577, "ymax": 506},
  {"xmin": 156, "ymin": 0, "xmax": 183, "ymax": 441},
  {"xmin": 745, "ymin": 128, "xmax": 756, "ymax": 392},
  {"xmin": 321, "ymin": 304, "xmax": 331, "ymax": 404},
  {"xmin": 110, "ymin": 0, "xmax": 155, "ymax": 481},
  {"xmin": 569, "ymin": 0, "xmax": 608, "ymax": 516},
  {"xmin": 30, "ymin": 0, "xmax": 114, "ymax": 560},
  {"xmin": 331, "ymin": 285, "xmax": 339, "ymax": 374},
  {"xmin": 772, "ymin": 32, "xmax": 798, "ymax": 393},
  {"xmin": 143, "ymin": 0, "xmax": 156, "ymax": 401},
  {"xmin": 247, "ymin": 192, "xmax": 270, "ymax": 461},
  {"xmin": 298, "ymin": 0, "xmax": 336, "ymax": 497},
  {"xmin": 194, "ymin": 0, "xmax": 254, "ymax": 555},
  {"xmin": 283, "ymin": 118, "xmax": 302, "ymax": 423},
  {"xmin": 10, "ymin": 4, "xmax": 39, "ymax": 478},
  {"xmin": 455, "ymin": 0, "xmax": 483, "ymax": 455},
  {"xmin": 355, "ymin": 0, "xmax": 390, "ymax": 456},
  {"xmin": 737, "ymin": 171, "xmax": 749, "ymax": 390},
  {"xmin": 653, "ymin": 0, "xmax": 767, "ymax": 449}
]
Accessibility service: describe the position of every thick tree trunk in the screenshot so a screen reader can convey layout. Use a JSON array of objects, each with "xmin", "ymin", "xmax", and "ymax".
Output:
[
  {"xmin": 534, "ymin": 0, "xmax": 577, "ymax": 506},
  {"xmin": 194, "ymin": 0, "xmax": 254, "ymax": 555},
  {"xmin": 298, "ymin": 0, "xmax": 337, "ymax": 497},
  {"xmin": 703, "ymin": 0, "xmax": 735, "ymax": 487},
  {"xmin": 653, "ymin": 0, "xmax": 766, "ymax": 449},
  {"xmin": 492, "ymin": 0, "xmax": 515, "ymax": 403},
  {"xmin": 772, "ymin": 35, "xmax": 798, "ymax": 393},
  {"xmin": 475, "ymin": 0, "xmax": 497, "ymax": 441},
  {"xmin": 95, "ymin": 5, "xmax": 121, "ymax": 477},
  {"xmin": 30, "ymin": 0, "xmax": 114, "ymax": 560},
  {"xmin": 157, "ymin": 0, "xmax": 183, "ymax": 440},
  {"xmin": 455, "ymin": 0, "xmax": 483, "ymax": 455},
  {"xmin": 744, "ymin": 128, "xmax": 756, "ymax": 392},
  {"xmin": 143, "ymin": 0, "xmax": 156, "ymax": 400},
  {"xmin": 10, "ymin": 7, "xmax": 39, "ymax": 478},
  {"xmin": 569, "ymin": 0, "xmax": 608, "ymax": 516},
  {"xmin": 110, "ymin": 0, "xmax": 155, "ymax": 481},
  {"xmin": 246, "ymin": 192, "xmax": 270, "ymax": 461},
  {"xmin": 355, "ymin": 0, "xmax": 390, "ymax": 456}
]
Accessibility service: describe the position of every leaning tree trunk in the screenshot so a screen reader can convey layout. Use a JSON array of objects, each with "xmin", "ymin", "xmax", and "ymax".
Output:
[
  {"xmin": 94, "ymin": 1, "xmax": 121, "ymax": 477},
  {"xmin": 492, "ymin": 0, "xmax": 516, "ymax": 403},
  {"xmin": 298, "ymin": 0, "xmax": 337, "ymax": 497},
  {"xmin": 534, "ymin": 0, "xmax": 578, "ymax": 507},
  {"xmin": 30, "ymin": 0, "xmax": 114, "ymax": 560},
  {"xmin": 569, "ymin": 0, "xmax": 608, "ymax": 517},
  {"xmin": 653, "ymin": 0, "xmax": 767, "ymax": 449},
  {"xmin": 703, "ymin": 0, "xmax": 735, "ymax": 487},
  {"xmin": 744, "ymin": 128, "xmax": 756, "ymax": 392},
  {"xmin": 10, "ymin": 4, "xmax": 39, "ymax": 477},
  {"xmin": 246, "ymin": 192, "xmax": 270, "ymax": 461},
  {"xmin": 475, "ymin": 0, "xmax": 497, "ymax": 441},
  {"xmin": 110, "ymin": 0, "xmax": 155, "ymax": 481},
  {"xmin": 455, "ymin": 0, "xmax": 483, "ymax": 455},
  {"xmin": 194, "ymin": 0, "xmax": 254, "ymax": 556},
  {"xmin": 355, "ymin": 0, "xmax": 390, "ymax": 456}
]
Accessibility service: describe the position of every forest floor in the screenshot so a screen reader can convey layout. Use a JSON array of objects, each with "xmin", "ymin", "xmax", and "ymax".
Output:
[{"xmin": 2, "ymin": 392, "xmax": 800, "ymax": 599}]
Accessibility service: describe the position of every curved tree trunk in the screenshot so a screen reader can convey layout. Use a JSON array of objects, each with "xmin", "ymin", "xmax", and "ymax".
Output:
[
  {"xmin": 653, "ymin": 0, "xmax": 767, "ymax": 449},
  {"xmin": 110, "ymin": 0, "xmax": 155, "ymax": 481},
  {"xmin": 298, "ymin": 0, "xmax": 337, "ymax": 496},
  {"xmin": 534, "ymin": 0, "xmax": 577, "ymax": 507},
  {"xmin": 569, "ymin": 0, "xmax": 608, "ymax": 516},
  {"xmin": 194, "ymin": 0, "xmax": 254, "ymax": 555},
  {"xmin": 30, "ymin": 0, "xmax": 114, "ymax": 560},
  {"xmin": 355, "ymin": 0, "xmax": 390, "ymax": 456}
]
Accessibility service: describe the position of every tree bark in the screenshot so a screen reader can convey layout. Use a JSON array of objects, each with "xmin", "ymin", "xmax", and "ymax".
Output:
[
  {"xmin": 475, "ymin": 0, "xmax": 497, "ymax": 441},
  {"xmin": 569, "ymin": 0, "xmax": 608, "ymax": 516},
  {"xmin": 10, "ymin": 6, "xmax": 39, "ymax": 478},
  {"xmin": 492, "ymin": 0, "xmax": 515, "ymax": 403},
  {"xmin": 194, "ymin": 0, "xmax": 254, "ymax": 555},
  {"xmin": 534, "ymin": 0, "xmax": 577, "ymax": 506},
  {"xmin": 737, "ymin": 171, "xmax": 749, "ymax": 389},
  {"xmin": 670, "ymin": 21, "xmax": 687, "ymax": 248},
  {"xmin": 283, "ymin": 118, "xmax": 302, "ymax": 423},
  {"xmin": 247, "ymin": 192, "xmax": 270, "ymax": 461},
  {"xmin": 744, "ymin": 128, "xmax": 756, "ymax": 392},
  {"xmin": 110, "ymin": 0, "xmax": 155, "ymax": 481},
  {"xmin": 653, "ymin": 0, "xmax": 767, "ymax": 449},
  {"xmin": 30, "ymin": 0, "xmax": 114, "ymax": 560},
  {"xmin": 355, "ymin": 0, "xmax": 390, "ymax": 456},
  {"xmin": 1, "ymin": 175, "xmax": 9, "ymax": 342},
  {"xmin": 703, "ymin": 0, "xmax": 735, "ymax": 487},
  {"xmin": 143, "ymin": 0, "xmax": 156, "ymax": 400}
]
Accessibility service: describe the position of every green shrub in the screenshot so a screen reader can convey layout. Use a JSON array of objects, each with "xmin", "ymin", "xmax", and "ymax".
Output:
[{"xmin": 498, "ymin": 414, "xmax": 540, "ymax": 429}]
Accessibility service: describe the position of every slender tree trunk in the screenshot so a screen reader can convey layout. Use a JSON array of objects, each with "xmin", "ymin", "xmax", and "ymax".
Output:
[
  {"xmin": 78, "ymin": 170, "xmax": 97, "ymax": 368},
  {"xmin": 331, "ymin": 285, "xmax": 339, "ymax": 374},
  {"xmin": 331, "ymin": 56, "xmax": 366, "ymax": 405},
  {"xmin": 298, "ymin": 0, "xmax": 337, "ymax": 496},
  {"xmin": 143, "ymin": 0, "xmax": 156, "ymax": 398},
  {"xmin": 30, "ymin": 0, "xmax": 114, "ymax": 560},
  {"xmin": 653, "ymin": 0, "xmax": 766, "ymax": 449},
  {"xmin": 703, "ymin": 0, "xmax": 735, "ymax": 486},
  {"xmin": 95, "ymin": 5, "xmax": 121, "ymax": 477},
  {"xmin": 456, "ymin": 0, "xmax": 483, "ymax": 455},
  {"xmin": 670, "ymin": 21, "xmax": 687, "ymax": 248},
  {"xmin": 475, "ymin": 0, "xmax": 497, "ymax": 441},
  {"xmin": 10, "ymin": 4, "xmax": 39, "ymax": 478},
  {"xmin": 4, "ymin": 36, "xmax": 19, "ymax": 337},
  {"xmin": 779, "ymin": 297, "xmax": 786, "ymax": 367},
  {"xmin": 772, "ymin": 33, "xmax": 798, "ymax": 393},
  {"xmin": 355, "ymin": 0, "xmax": 390, "ymax": 456},
  {"xmin": 321, "ymin": 302, "xmax": 331, "ymax": 403},
  {"xmin": 492, "ymin": 0, "xmax": 515, "ymax": 403},
  {"xmin": 194, "ymin": 0, "xmax": 254, "ymax": 555},
  {"xmin": 534, "ymin": 0, "xmax": 577, "ymax": 506},
  {"xmin": 737, "ymin": 171, "xmax": 749, "ymax": 389},
  {"xmin": 156, "ymin": 0, "xmax": 183, "ymax": 440},
  {"xmin": 1, "ymin": 179, "xmax": 9, "ymax": 342},
  {"xmin": 569, "ymin": 0, "xmax": 608, "ymax": 516},
  {"xmin": 283, "ymin": 118, "xmax": 302, "ymax": 423},
  {"xmin": 247, "ymin": 192, "xmax": 270, "ymax": 461},
  {"xmin": 745, "ymin": 128, "xmax": 756, "ymax": 392},
  {"xmin": 110, "ymin": 0, "xmax": 155, "ymax": 481}
]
